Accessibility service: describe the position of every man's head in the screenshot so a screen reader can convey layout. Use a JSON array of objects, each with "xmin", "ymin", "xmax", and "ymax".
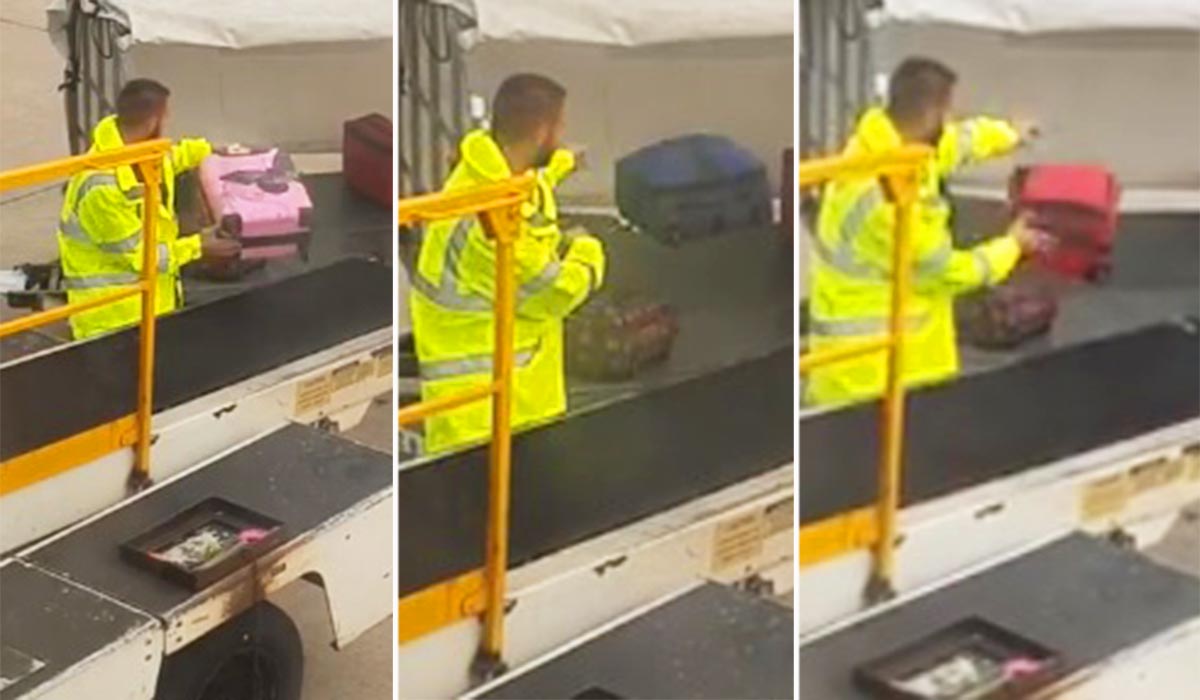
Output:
[
  {"xmin": 492, "ymin": 73, "xmax": 567, "ymax": 170},
  {"xmin": 886, "ymin": 57, "xmax": 957, "ymax": 146},
  {"xmin": 116, "ymin": 79, "xmax": 171, "ymax": 141}
]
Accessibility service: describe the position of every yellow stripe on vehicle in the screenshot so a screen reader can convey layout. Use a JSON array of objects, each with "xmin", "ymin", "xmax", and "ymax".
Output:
[
  {"xmin": 397, "ymin": 569, "xmax": 486, "ymax": 644},
  {"xmin": 0, "ymin": 415, "xmax": 137, "ymax": 496}
]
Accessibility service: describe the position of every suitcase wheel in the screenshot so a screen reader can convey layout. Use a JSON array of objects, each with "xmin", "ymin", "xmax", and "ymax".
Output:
[{"xmin": 220, "ymin": 213, "xmax": 243, "ymax": 237}]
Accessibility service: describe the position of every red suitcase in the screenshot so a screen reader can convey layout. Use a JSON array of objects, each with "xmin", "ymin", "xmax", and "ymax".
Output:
[
  {"xmin": 343, "ymin": 114, "xmax": 393, "ymax": 208},
  {"xmin": 1010, "ymin": 164, "xmax": 1120, "ymax": 282}
]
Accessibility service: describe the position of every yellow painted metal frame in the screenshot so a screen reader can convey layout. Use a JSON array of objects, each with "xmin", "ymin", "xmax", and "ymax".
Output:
[
  {"xmin": 396, "ymin": 173, "xmax": 536, "ymax": 675},
  {"xmin": 797, "ymin": 145, "xmax": 931, "ymax": 600},
  {"xmin": 0, "ymin": 140, "xmax": 170, "ymax": 493}
]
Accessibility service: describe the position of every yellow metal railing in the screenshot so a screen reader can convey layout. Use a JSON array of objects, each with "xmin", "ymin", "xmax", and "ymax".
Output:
[
  {"xmin": 396, "ymin": 173, "xmax": 536, "ymax": 678},
  {"xmin": 0, "ymin": 139, "xmax": 171, "ymax": 491},
  {"xmin": 798, "ymin": 145, "xmax": 931, "ymax": 601}
]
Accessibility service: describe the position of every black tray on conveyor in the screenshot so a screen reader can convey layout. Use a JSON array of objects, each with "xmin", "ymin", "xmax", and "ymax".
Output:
[
  {"xmin": 119, "ymin": 497, "xmax": 284, "ymax": 591},
  {"xmin": 0, "ymin": 258, "xmax": 391, "ymax": 462},
  {"xmin": 853, "ymin": 617, "xmax": 1062, "ymax": 699},
  {"xmin": 800, "ymin": 321, "xmax": 1199, "ymax": 526}
]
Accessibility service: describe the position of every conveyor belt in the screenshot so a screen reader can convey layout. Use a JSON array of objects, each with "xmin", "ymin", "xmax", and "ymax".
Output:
[
  {"xmin": 799, "ymin": 321, "xmax": 1200, "ymax": 525},
  {"xmin": 564, "ymin": 216, "xmax": 793, "ymax": 409},
  {"xmin": 397, "ymin": 347, "xmax": 792, "ymax": 597},
  {"xmin": 305, "ymin": 171, "xmax": 394, "ymax": 241},
  {"xmin": 799, "ymin": 533, "xmax": 1200, "ymax": 698},
  {"xmin": 0, "ymin": 560, "xmax": 156, "ymax": 700},
  {"xmin": 397, "ymin": 221, "xmax": 792, "ymax": 461},
  {"xmin": 0, "ymin": 259, "xmax": 391, "ymax": 461},
  {"xmin": 25, "ymin": 423, "xmax": 390, "ymax": 615},
  {"xmin": 481, "ymin": 583, "xmax": 793, "ymax": 700}
]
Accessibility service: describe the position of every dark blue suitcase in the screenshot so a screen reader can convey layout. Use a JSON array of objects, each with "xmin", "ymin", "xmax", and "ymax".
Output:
[{"xmin": 615, "ymin": 134, "xmax": 771, "ymax": 245}]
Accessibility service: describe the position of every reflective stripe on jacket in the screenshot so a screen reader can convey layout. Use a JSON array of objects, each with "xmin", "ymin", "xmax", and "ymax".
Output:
[
  {"xmin": 411, "ymin": 129, "xmax": 606, "ymax": 453},
  {"xmin": 805, "ymin": 108, "xmax": 1022, "ymax": 406},
  {"xmin": 59, "ymin": 115, "xmax": 209, "ymax": 339}
]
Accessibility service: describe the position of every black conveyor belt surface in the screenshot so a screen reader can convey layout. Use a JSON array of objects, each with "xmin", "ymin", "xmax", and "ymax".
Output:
[
  {"xmin": 483, "ymin": 583, "xmax": 793, "ymax": 700},
  {"xmin": 800, "ymin": 322, "xmax": 1200, "ymax": 525},
  {"xmin": 565, "ymin": 216, "xmax": 793, "ymax": 409},
  {"xmin": 1, "ymin": 259, "xmax": 391, "ymax": 461},
  {"xmin": 799, "ymin": 533, "xmax": 1200, "ymax": 698},
  {"xmin": 0, "ymin": 560, "xmax": 155, "ymax": 700},
  {"xmin": 25, "ymin": 424, "xmax": 390, "ymax": 615},
  {"xmin": 397, "ymin": 219, "xmax": 792, "ymax": 461},
  {"xmin": 397, "ymin": 347, "xmax": 792, "ymax": 597}
]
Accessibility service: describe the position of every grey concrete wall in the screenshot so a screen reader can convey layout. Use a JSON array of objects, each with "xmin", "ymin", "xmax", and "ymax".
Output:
[
  {"xmin": 466, "ymin": 36, "xmax": 793, "ymax": 204},
  {"xmin": 129, "ymin": 39, "xmax": 393, "ymax": 153}
]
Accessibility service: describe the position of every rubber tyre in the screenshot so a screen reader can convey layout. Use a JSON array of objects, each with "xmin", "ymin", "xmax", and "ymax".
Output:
[{"xmin": 155, "ymin": 601, "xmax": 303, "ymax": 700}]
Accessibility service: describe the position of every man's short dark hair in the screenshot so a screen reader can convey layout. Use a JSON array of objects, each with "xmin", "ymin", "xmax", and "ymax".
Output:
[
  {"xmin": 492, "ymin": 74, "xmax": 567, "ymax": 145},
  {"xmin": 116, "ymin": 78, "xmax": 170, "ymax": 129},
  {"xmin": 887, "ymin": 57, "xmax": 957, "ymax": 125}
]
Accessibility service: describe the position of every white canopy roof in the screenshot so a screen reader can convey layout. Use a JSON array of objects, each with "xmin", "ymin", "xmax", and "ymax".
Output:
[
  {"xmin": 441, "ymin": 0, "xmax": 793, "ymax": 47},
  {"xmin": 878, "ymin": 0, "xmax": 1200, "ymax": 33},
  {"xmin": 46, "ymin": 0, "xmax": 392, "ymax": 51}
]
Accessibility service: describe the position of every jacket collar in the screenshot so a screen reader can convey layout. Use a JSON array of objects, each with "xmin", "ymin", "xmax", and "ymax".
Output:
[
  {"xmin": 849, "ymin": 107, "xmax": 904, "ymax": 156},
  {"xmin": 89, "ymin": 115, "xmax": 143, "ymax": 193},
  {"xmin": 457, "ymin": 129, "xmax": 514, "ymax": 184}
]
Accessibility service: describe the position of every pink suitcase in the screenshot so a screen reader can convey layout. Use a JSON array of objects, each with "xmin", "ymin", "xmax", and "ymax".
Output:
[{"xmin": 199, "ymin": 147, "xmax": 314, "ymax": 260}]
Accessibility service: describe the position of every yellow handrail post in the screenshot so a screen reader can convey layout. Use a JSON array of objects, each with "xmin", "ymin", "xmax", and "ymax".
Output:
[
  {"xmin": 866, "ymin": 171, "xmax": 919, "ymax": 603},
  {"xmin": 394, "ymin": 173, "xmax": 536, "ymax": 673},
  {"xmin": 129, "ymin": 157, "xmax": 161, "ymax": 490},
  {"xmin": 0, "ymin": 140, "xmax": 171, "ymax": 497},
  {"xmin": 796, "ymin": 145, "xmax": 931, "ymax": 604},
  {"xmin": 473, "ymin": 204, "xmax": 521, "ymax": 679}
]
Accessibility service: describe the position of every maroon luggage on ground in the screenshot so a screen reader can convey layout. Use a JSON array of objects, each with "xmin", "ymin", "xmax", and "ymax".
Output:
[
  {"xmin": 343, "ymin": 114, "xmax": 393, "ymax": 208},
  {"xmin": 566, "ymin": 295, "xmax": 680, "ymax": 381},
  {"xmin": 1010, "ymin": 164, "xmax": 1120, "ymax": 282}
]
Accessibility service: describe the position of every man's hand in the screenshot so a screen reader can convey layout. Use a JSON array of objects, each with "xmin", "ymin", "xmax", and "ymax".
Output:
[
  {"xmin": 568, "ymin": 146, "xmax": 588, "ymax": 172},
  {"xmin": 558, "ymin": 226, "xmax": 589, "ymax": 256},
  {"xmin": 200, "ymin": 227, "xmax": 242, "ymax": 261},
  {"xmin": 1009, "ymin": 216, "xmax": 1054, "ymax": 256},
  {"xmin": 561, "ymin": 226, "xmax": 589, "ymax": 244},
  {"xmin": 1012, "ymin": 119, "xmax": 1041, "ymax": 147}
]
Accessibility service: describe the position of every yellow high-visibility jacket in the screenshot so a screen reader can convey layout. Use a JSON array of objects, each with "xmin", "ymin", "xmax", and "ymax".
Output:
[
  {"xmin": 58, "ymin": 115, "xmax": 210, "ymax": 339},
  {"xmin": 410, "ymin": 129, "xmax": 606, "ymax": 453},
  {"xmin": 805, "ymin": 107, "xmax": 1022, "ymax": 406}
]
